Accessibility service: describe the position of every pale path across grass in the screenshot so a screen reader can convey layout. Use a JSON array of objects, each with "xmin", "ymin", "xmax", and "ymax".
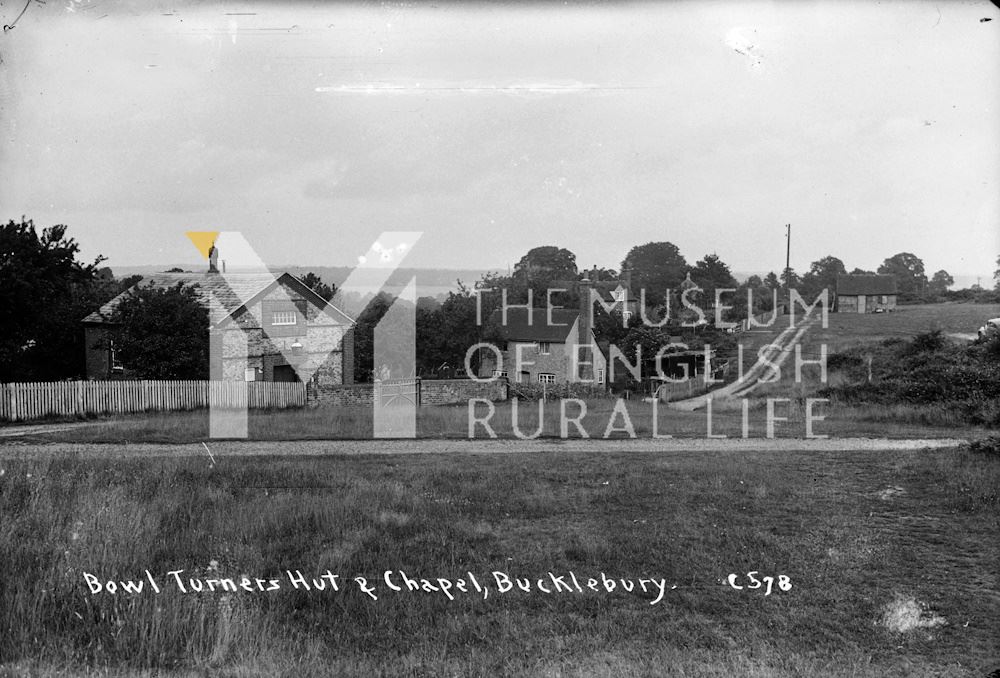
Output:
[
  {"xmin": 670, "ymin": 316, "xmax": 818, "ymax": 411},
  {"xmin": 0, "ymin": 421, "xmax": 102, "ymax": 438},
  {"xmin": 0, "ymin": 436, "xmax": 967, "ymax": 460}
]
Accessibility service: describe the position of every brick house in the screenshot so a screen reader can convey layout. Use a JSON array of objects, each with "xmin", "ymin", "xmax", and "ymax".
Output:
[
  {"xmin": 835, "ymin": 275, "xmax": 898, "ymax": 313},
  {"xmin": 82, "ymin": 264, "xmax": 355, "ymax": 384},
  {"xmin": 478, "ymin": 277, "xmax": 611, "ymax": 386}
]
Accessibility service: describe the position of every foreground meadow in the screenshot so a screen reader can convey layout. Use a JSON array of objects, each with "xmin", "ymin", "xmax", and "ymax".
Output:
[
  {"xmin": 10, "ymin": 394, "xmax": 992, "ymax": 445},
  {"xmin": 1, "ymin": 446, "xmax": 997, "ymax": 677}
]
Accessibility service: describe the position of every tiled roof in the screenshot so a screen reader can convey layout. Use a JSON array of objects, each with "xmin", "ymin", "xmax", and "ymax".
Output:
[
  {"xmin": 835, "ymin": 275, "xmax": 898, "ymax": 296},
  {"xmin": 82, "ymin": 272, "xmax": 286, "ymax": 325},
  {"xmin": 489, "ymin": 307, "xmax": 579, "ymax": 342}
]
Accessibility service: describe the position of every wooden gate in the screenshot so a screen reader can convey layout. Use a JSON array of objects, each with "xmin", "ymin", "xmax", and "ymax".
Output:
[{"xmin": 374, "ymin": 378, "xmax": 420, "ymax": 408}]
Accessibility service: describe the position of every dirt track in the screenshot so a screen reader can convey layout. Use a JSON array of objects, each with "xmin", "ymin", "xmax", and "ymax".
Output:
[{"xmin": 0, "ymin": 436, "xmax": 967, "ymax": 460}]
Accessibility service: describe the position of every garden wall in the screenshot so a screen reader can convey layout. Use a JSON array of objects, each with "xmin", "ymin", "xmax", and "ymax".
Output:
[{"xmin": 307, "ymin": 378, "xmax": 507, "ymax": 407}]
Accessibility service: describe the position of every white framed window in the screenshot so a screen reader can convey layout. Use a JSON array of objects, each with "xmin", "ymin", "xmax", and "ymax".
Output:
[
  {"xmin": 597, "ymin": 368, "xmax": 605, "ymax": 384},
  {"xmin": 492, "ymin": 370, "xmax": 508, "ymax": 378},
  {"xmin": 615, "ymin": 288, "xmax": 626, "ymax": 302},
  {"xmin": 622, "ymin": 310, "xmax": 633, "ymax": 322},
  {"xmin": 272, "ymin": 310, "xmax": 297, "ymax": 326},
  {"xmin": 537, "ymin": 341, "xmax": 551, "ymax": 355},
  {"xmin": 538, "ymin": 373, "xmax": 556, "ymax": 384},
  {"xmin": 880, "ymin": 295, "xmax": 887, "ymax": 303}
]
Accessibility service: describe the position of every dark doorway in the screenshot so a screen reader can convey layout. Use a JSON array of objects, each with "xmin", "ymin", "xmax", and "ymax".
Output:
[{"xmin": 272, "ymin": 365, "xmax": 300, "ymax": 382}]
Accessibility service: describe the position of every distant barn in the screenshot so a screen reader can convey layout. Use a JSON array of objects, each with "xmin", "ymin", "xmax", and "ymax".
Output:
[{"xmin": 835, "ymin": 275, "xmax": 898, "ymax": 313}]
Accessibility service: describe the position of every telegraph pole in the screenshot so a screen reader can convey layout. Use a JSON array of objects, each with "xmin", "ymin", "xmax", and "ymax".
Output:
[
  {"xmin": 785, "ymin": 223, "xmax": 791, "ymax": 282},
  {"xmin": 784, "ymin": 224, "xmax": 791, "ymax": 314}
]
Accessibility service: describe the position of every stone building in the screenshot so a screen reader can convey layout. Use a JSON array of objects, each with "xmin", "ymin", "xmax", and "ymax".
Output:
[
  {"xmin": 477, "ymin": 276, "xmax": 610, "ymax": 385},
  {"xmin": 82, "ymin": 261, "xmax": 355, "ymax": 384}
]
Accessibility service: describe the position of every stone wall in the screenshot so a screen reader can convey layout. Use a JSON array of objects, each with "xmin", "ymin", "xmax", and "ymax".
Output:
[
  {"xmin": 420, "ymin": 378, "xmax": 508, "ymax": 405},
  {"xmin": 308, "ymin": 378, "xmax": 508, "ymax": 407},
  {"xmin": 308, "ymin": 382, "xmax": 375, "ymax": 406}
]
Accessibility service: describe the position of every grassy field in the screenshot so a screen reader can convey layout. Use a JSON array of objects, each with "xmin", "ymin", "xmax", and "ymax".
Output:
[
  {"xmin": 810, "ymin": 302, "xmax": 1000, "ymax": 354},
  {"xmin": 8, "ymin": 396, "xmax": 990, "ymax": 445},
  {"xmin": 1, "ymin": 446, "xmax": 997, "ymax": 677}
]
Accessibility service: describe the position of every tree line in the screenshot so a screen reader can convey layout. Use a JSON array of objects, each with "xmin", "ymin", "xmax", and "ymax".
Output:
[{"xmin": 3, "ymin": 218, "xmax": 998, "ymax": 383}]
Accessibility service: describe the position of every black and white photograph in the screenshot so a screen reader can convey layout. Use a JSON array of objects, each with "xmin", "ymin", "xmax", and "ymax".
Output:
[{"xmin": 1, "ymin": 1, "xmax": 999, "ymax": 675}]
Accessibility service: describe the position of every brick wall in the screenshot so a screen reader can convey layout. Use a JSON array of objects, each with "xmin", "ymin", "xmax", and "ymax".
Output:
[{"xmin": 308, "ymin": 378, "xmax": 507, "ymax": 407}]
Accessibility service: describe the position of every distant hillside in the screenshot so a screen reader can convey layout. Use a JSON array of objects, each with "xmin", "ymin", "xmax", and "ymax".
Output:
[{"xmin": 107, "ymin": 265, "xmax": 502, "ymax": 297}]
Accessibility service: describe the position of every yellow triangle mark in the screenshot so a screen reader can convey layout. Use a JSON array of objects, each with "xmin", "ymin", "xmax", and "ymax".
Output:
[{"xmin": 186, "ymin": 231, "xmax": 220, "ymax": 259}]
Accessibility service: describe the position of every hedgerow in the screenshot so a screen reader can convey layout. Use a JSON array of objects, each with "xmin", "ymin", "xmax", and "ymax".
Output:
[{"xmin": 820, "ymin": 332, "xmax": 1000, "ymax": 426}]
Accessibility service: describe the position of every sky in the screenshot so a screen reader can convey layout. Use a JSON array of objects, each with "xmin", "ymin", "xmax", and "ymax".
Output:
[{"xmin": 1, "ymin": 0, "xmax": 998, "ymax": 283}]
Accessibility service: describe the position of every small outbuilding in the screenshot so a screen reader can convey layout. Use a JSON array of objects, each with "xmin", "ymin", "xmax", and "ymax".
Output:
[{"xmin": 835, "ymin": 275, "xmax": 898, "ymax": 313}]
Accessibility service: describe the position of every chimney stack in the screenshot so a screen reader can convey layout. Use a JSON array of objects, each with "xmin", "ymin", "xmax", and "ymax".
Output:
[
  {"xmin": 622, "ymin": 264, "xmax": 632, "ymax": 293},
  {"xmin": 578, "ymin": 274, "xmax": 592, "ymax": 380}
]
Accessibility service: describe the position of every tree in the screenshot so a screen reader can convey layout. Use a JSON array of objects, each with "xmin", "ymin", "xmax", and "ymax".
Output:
[
  {"xmin": 929, "ymin": 270, "xmax": 954, "ymax": 294},
  {"xmin": 780, "ymin": 267, "xmax": 800, "ymax": 289},
  {"xmin": 413, "ymin": 275, "xmax": 516, "ymax": 378},
  {"xmin": 994, "ymin": 255, "xmax": 1000, "ymax": 292},
  {"xmin": 108, "ymin": 283, "xmax": 209, "ymax": 379},
  {"xmin": 878, "ymin": 252, "xmax": 927, "ymax": 297},
  {"xmin": 801, "ymin": 255, "xmax": 847, "ymax": 300},
  {"xmin": 592, "ymin": 305, "xmax": 640, "ymax": 348},
  {"xmin": 849, "ymin": 267, "xmax": 875, "ymax": 275},
  {"xmin": 507, "ymin": 246, "xmax": 578, "ymax": 308},
  {"xmin": 689, "ymin": 253, "xmax": 738, "ymax": 304},
  {"xmin": 352, "ymin": 292, "xmax": 394, "ymax": 382},
  {"xmin": 300, "ymin": 271, "xmax": 336, "ymax": 302},
  {"xmin": 763, "ymin": 272, "xmax": 781, "ymax": 290},
  {"xmin": 621, "ymin": 242, "xmax": 689, "ymax": 308},
  {"xmin": 513, "ymin": 246, "xmax": 577, "ymax": 285},
  {"xmin": 729, "ymin": 275, "xmax": 776, "ymax": 322},
  {"xmin": 579, "ymin": 266, "xmax": 618, "ymax": 281},
  {"xmin": 0, "ymin": 219, "xmax": 110, "ymax": 381}
]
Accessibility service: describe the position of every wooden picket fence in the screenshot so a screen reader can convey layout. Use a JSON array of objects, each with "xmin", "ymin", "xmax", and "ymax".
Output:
[{"xmin": 0, "ymin": 380, "xmax": 306, "ymax": 422}]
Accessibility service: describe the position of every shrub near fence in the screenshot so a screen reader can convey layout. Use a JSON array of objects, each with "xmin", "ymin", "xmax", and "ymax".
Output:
[{"xmin": 0, "ymin": 380, "xmax": 306, "ymax": 423}]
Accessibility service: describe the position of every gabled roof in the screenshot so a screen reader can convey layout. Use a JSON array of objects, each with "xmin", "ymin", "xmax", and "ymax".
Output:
[
  {"xmin": 836, "ymin": 274, "xmax": 898, "ymax": 296},
  {"xmin": 489, "ymin": 307, "xmax": 579, "ymax": 342},
  {"xmin": 214, "ymin": 273, "xmax": 355, "ymax": 328},
  {"xmin": 82, "ymin": 271, "xmax": 354, "ymax": 327}
]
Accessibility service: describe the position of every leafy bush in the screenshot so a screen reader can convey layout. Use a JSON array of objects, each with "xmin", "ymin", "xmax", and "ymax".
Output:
[
  {"xmin": 906, "ymin": 329, "xmax": 946, "ymax": 354},
  {"xmin": 821, "ymin": 330, "xmax": 1000, "ymax": 427}
]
